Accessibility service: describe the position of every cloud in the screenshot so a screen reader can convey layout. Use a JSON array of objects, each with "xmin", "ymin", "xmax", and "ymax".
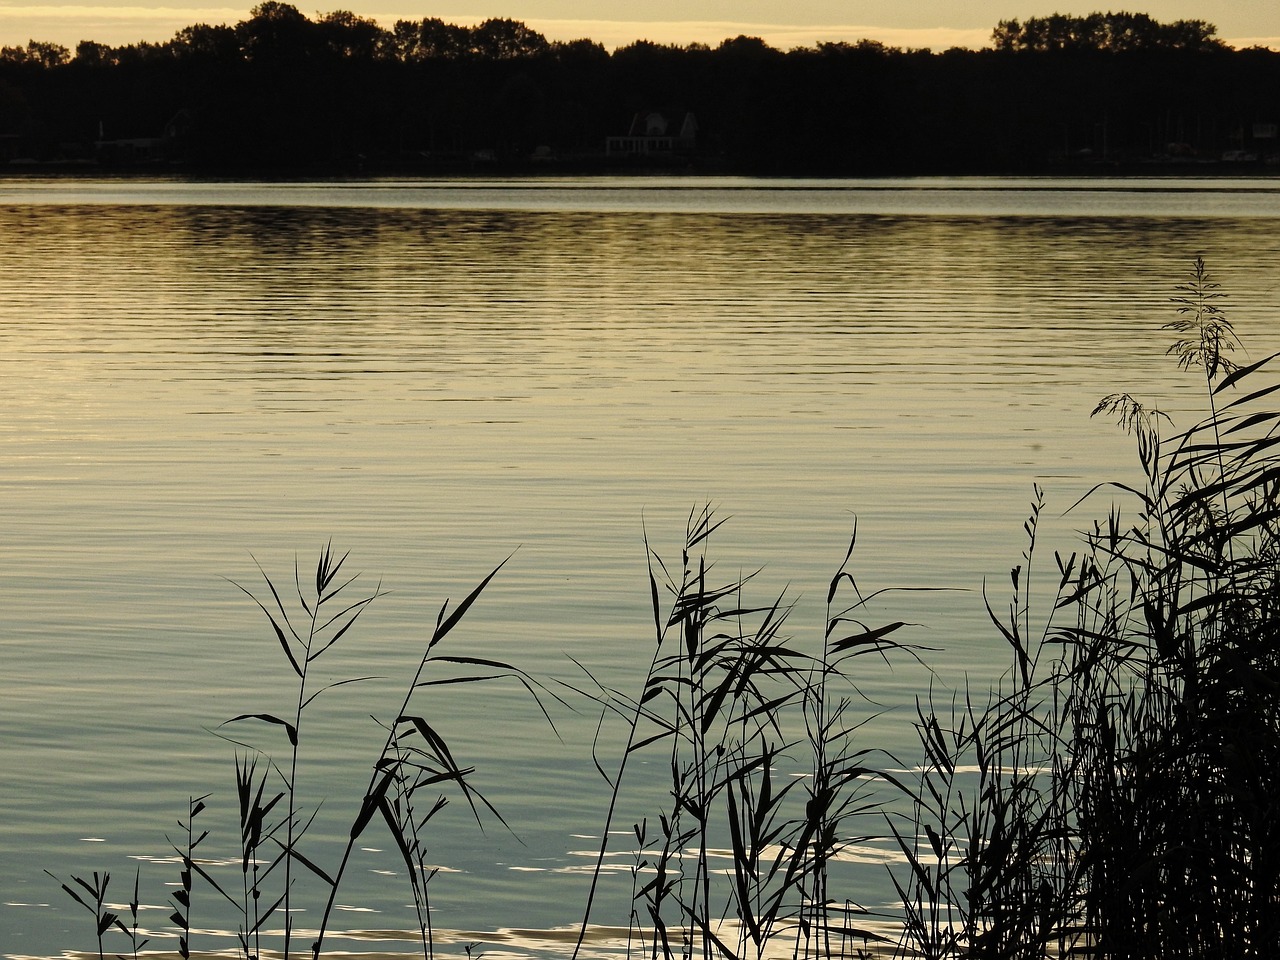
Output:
[
  {"xmin": 1226, "ymin": 35, "xmax": 1280, "ymax": 50},
  {"xmin": 0, "ymin": 5, "xmax": 243, "ymax": 45},
  {"xmin": 0, "ymin": 4, "xmax": 242, "ymax": 21}
]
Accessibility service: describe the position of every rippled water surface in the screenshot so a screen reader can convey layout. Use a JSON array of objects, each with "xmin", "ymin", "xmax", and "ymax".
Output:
[{"xmin": 2, "ymin": 176, "xmax": 1279, "ymax": 958}]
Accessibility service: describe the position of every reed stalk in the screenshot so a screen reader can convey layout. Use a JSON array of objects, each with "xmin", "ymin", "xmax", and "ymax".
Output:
[{"xmin": 310, "ymin": 552, "xmax": 561, "ymax": 959}]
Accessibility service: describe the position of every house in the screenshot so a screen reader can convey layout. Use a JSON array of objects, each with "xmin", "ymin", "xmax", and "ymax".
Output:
[
  {"xmin": 606, "ymin": 111, "xmax": 697, "ymax": 158},
  {"xmin": 94, "ymin": 109, "xmax": 193, "ymax": 165}
]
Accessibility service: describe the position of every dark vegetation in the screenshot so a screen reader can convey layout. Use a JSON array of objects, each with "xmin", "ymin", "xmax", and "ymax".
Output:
[
  {"xmin": 48, "ymin": 259, "xmax": 1280, "ymax": 958},
  {"xmin": 0, "ymin": 4, "xmax": 1277, "ymax": 175}
]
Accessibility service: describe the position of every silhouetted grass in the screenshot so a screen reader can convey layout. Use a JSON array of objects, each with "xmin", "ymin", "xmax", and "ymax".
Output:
[
  {"xmin": 884, "ymin": 257, "xmax": 1280, "ymax": 958},
  {"xmin": 1063, "ymin": 258, "xmax": 1280, "ymax": 956},
  {"xmin": 48, "ymin": 258, "xmax": 1280, "ymax": 960},
  {"xmin": 44, "ymin": 868, "xmax": 146, "ymax": 960}
]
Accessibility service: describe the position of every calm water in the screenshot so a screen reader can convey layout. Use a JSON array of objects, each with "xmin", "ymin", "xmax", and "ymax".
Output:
[{"xmin": 2, "ymin": 176, "xmax": 1280, "ymax": 958}]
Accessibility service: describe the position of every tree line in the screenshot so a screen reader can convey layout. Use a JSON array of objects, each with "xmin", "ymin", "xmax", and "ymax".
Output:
[{"xmin": 1, "ymin": 3, "xmax": 1276, "ymax": 174}]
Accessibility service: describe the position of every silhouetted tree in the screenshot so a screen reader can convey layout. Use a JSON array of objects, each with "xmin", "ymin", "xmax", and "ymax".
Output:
[
  {"xmin": 393, "ymin": 17, "xmax": 472, "ymax": 60},
  {"xmin": 71, "ymin": 41, "xmax": 113, "ymax": 66},
  {"xmin": 171, "ymin": 23, "xmax": 239, "ymax": 59},
  {"xmin": 237, "ymin": 2, "xmax": 312, "ymax": 62},
  {"xmin": 1, "ymin": 41, "xmax": 71, "ymax": 68},
  {"xmin": 316, "ymin": 10, "xmax": 393, "ymax": 60},
  {"xmin": 716, "ymin": 34, "xmax": 777, "ymax": 58},
  {"xmin": 471, "ymin": 19, "xmax": 550, "ymax": 59},
  {"xmin": 551, "ymin": 38, "xmax": 608, "ymax": 65},
  {"xmin": 992, "ymin": 12, "xmax": 1225, "ymax": 52}
]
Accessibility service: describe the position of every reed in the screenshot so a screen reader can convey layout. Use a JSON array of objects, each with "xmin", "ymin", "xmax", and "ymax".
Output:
[
  {"xmin": 44, "ymin": 868, "xmax": 145, "ymax": 960},
  {"xmin": 221, "ymin": 543, "xmax": 386, "ymax": 958},
  {"xmin": 168, "ymin": 793, "xmax": 226, "ymax": 960},
  {"xmin": 308, "ymin": 552, "xmax": 561, "ymax": 959},
  {"xmin": 231, "ymin": 755, "xmax": 283, "ymax": 958},
  {"xmin": 794, "ymin": 520, "xmax": 930, "ymax": 960},
  {"xmin": 570, "ymin": 505, "xmax": 808, "ymax": 960},
  {"xmin": 569, "ymin": 506, "xmax": 923, "ymax": 960}
]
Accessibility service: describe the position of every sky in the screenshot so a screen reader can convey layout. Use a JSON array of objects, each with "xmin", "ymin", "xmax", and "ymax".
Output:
[{"xmin": 0, "ymin": 1, "xmax": 1277, "ymax": 52}]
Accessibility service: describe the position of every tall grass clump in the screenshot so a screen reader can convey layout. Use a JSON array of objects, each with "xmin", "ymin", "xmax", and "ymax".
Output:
[
  {"xmin": 571, "ymin": 505, "xmax": 814, "ymax": 960},
  {"xmin": 571, "ymin": 505, "xmax": 922, "ymax": 960},
  {"xmin": 51, "ymin": 548, "xmax": 554, "ymax": 960},
  {"xmin": 1064, "ymin": 257, "xmax": 1280, "ymax": 957},
  {"xmin": 886, "ymin": 257, "xmax": 1280, "ymax": 959}
]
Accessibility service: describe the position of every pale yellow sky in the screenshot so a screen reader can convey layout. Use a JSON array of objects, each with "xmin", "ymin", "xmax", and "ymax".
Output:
[{"xmin": 0, "ymin": 2, "xmax": 1275, "ymax": 51}]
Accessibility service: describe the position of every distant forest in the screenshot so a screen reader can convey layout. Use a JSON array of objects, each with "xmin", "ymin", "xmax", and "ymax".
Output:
[{"xmin": 1, "ymin": 3, "xmax": 1277, "ymax": 175}]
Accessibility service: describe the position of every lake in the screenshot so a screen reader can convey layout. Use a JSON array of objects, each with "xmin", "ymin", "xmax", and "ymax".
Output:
[{"xmin": 2, "ymin": 175, "xmax": 1279, "ymax": 958}]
